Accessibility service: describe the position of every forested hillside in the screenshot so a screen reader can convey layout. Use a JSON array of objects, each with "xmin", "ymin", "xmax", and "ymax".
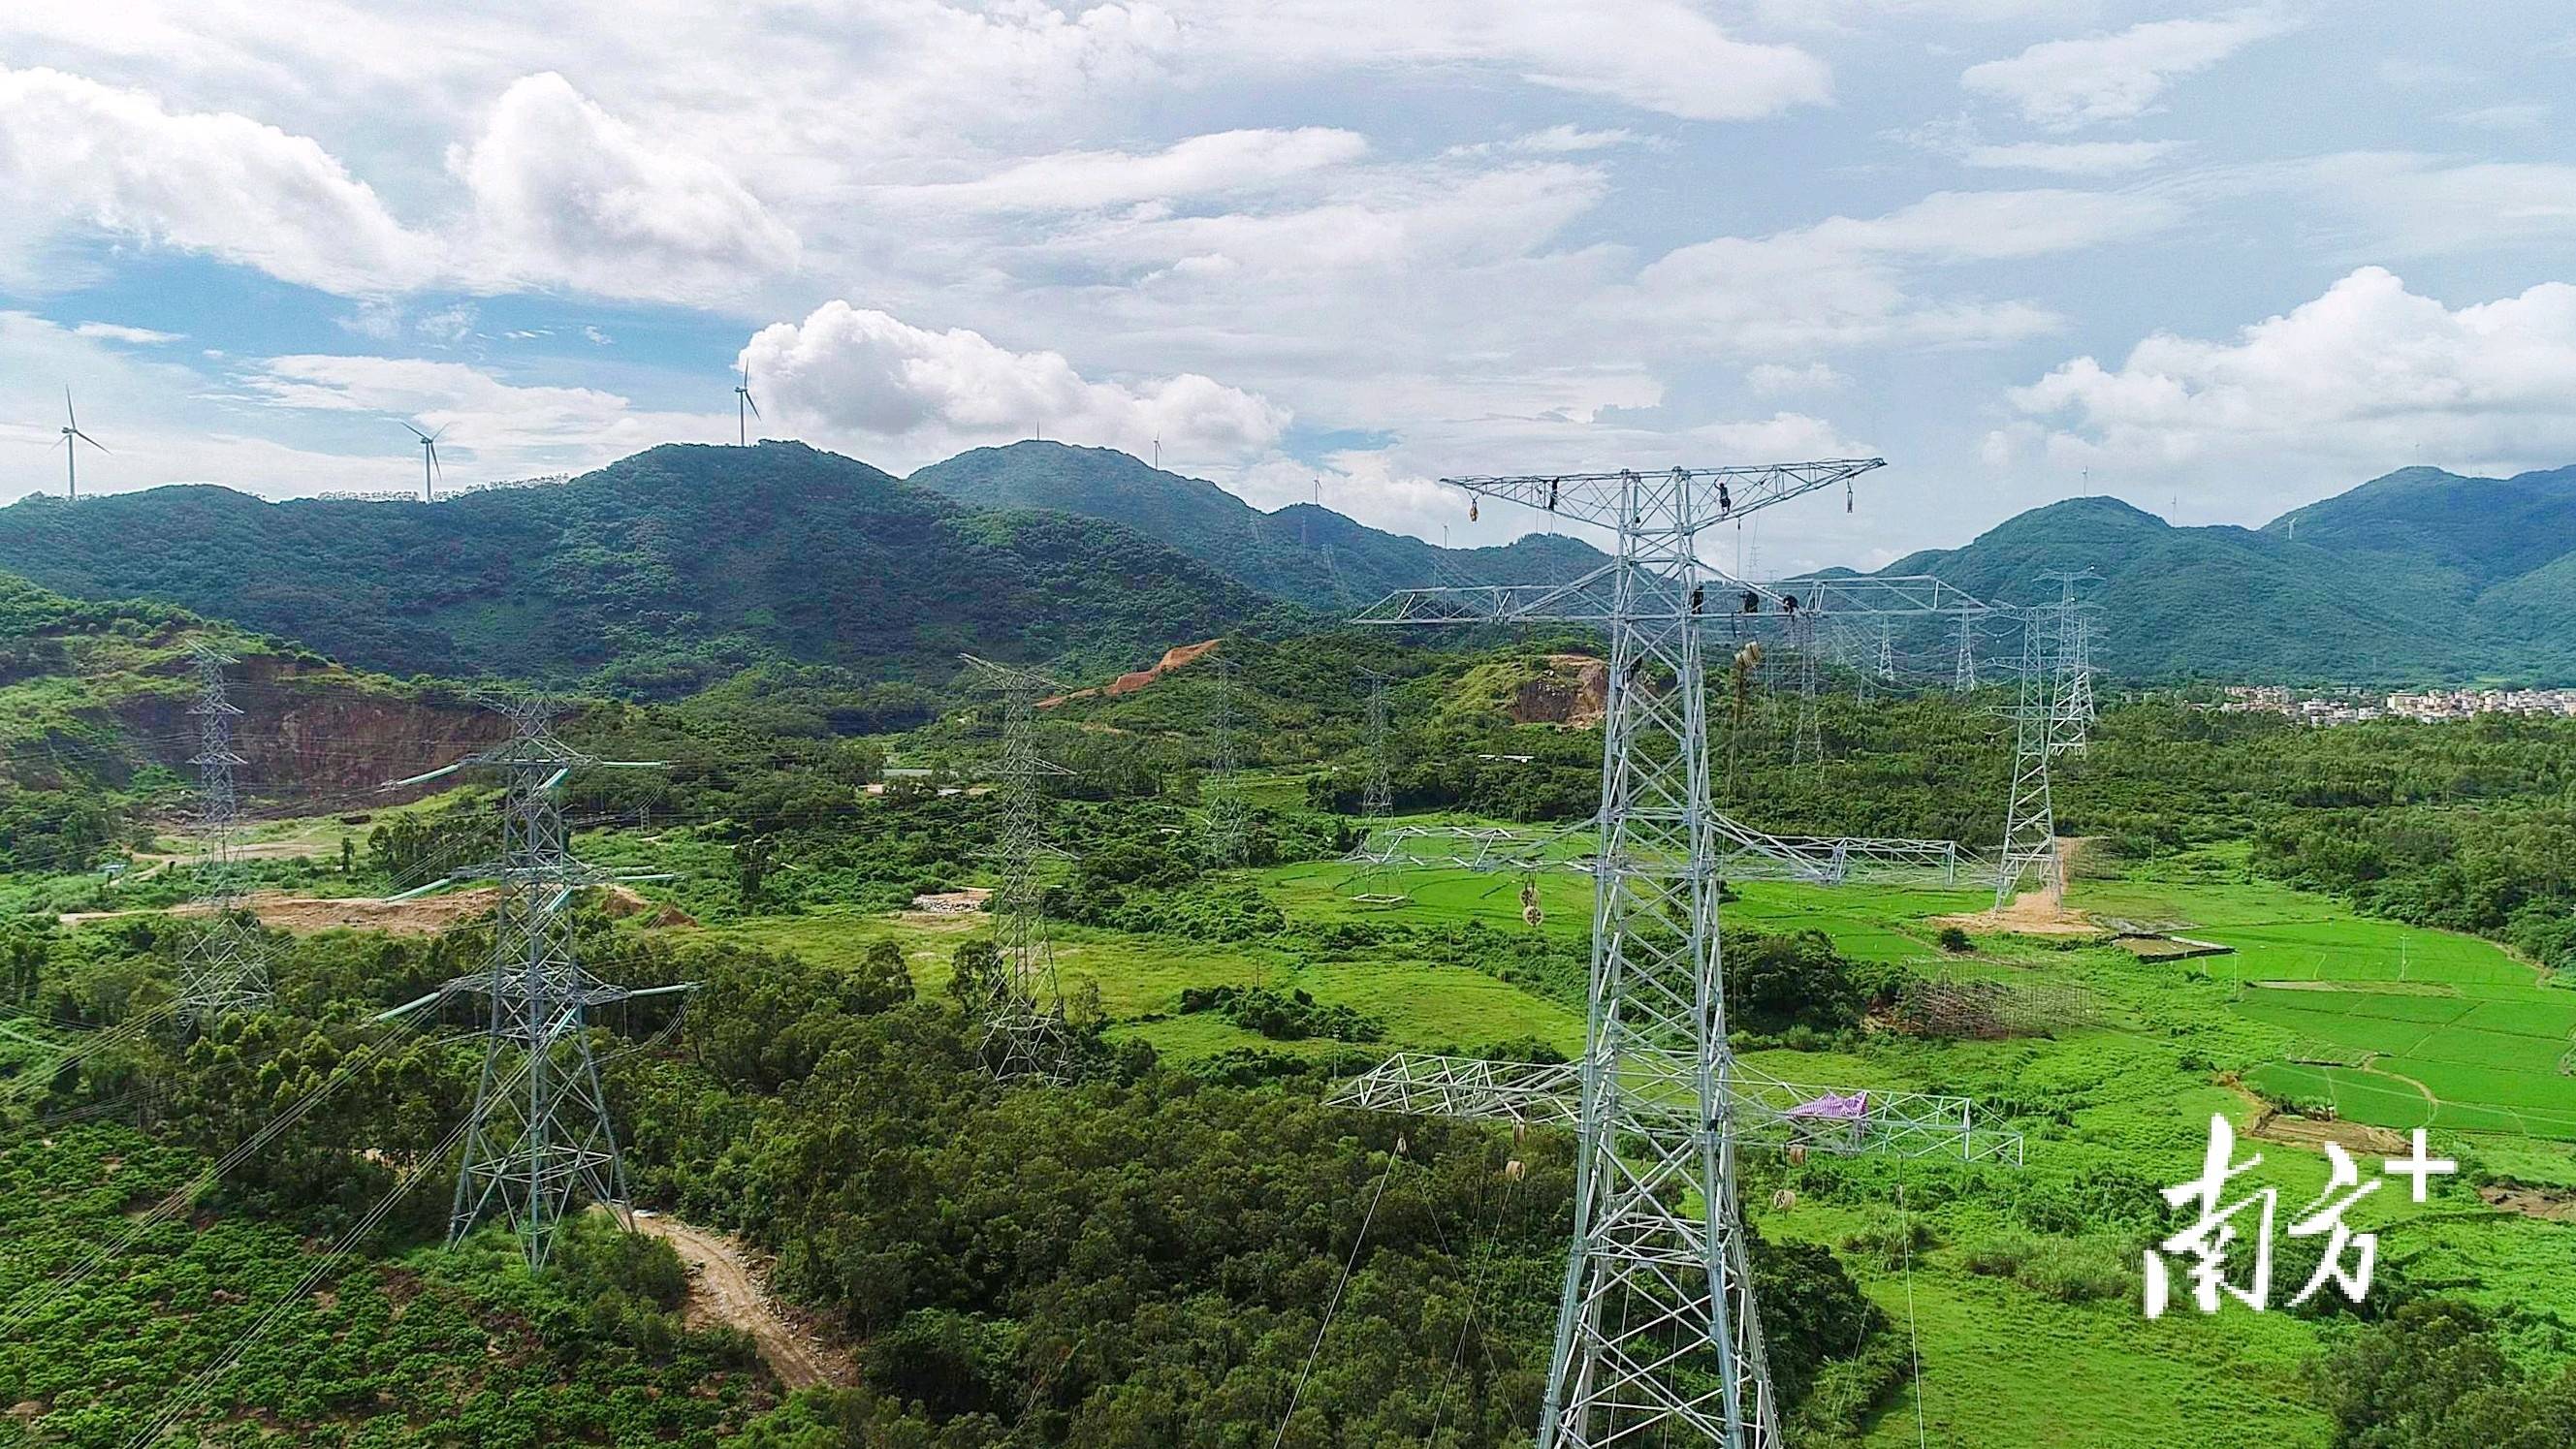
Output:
[
  {"xmin": 1889, "ymin": 464, "xmax": 2576, "ymax": 683},
  {"xmin": 0, "ymin": 444, "xmax": 1286, "ymax": 697},
  {"xmin": 910, "ymin": 441, "xmax": 1605, "ymax": 611}
]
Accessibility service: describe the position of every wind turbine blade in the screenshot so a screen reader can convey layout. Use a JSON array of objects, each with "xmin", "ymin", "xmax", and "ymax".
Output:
[
  {"xmin": 746, "ymin": 393, "xmax": 760, "ymax": 420},
  {"xmin": 64, "ymin": 387, "xmax": 75, "ymax": 431},
  {"xmin": 74, "ymin": 430, "xmax": 109, "ymax": 454},
  {"xmin": 429, "ymin": 442, "xmax": 444, "ymax": 479},
  {"xmin": 404, "ymin": 422, "xmax": 430, "ymax": 442},
  {"xmin": 429, "ymin": 425, "xmax": 450, "ymax": 442}
]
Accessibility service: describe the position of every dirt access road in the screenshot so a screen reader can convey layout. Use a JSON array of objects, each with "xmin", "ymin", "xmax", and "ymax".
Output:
[{"xmin": 628, "ymin": 1213, "xmax": 851, "ymax": 1390}]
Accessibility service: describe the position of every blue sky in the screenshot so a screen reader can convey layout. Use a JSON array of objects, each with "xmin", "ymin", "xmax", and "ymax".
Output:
[{"xmin": 2, "ymin": 2, "xmax": 2573, "ymax": 574}]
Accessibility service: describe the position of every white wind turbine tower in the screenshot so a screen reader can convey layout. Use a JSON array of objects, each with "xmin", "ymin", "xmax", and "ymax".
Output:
[
  {"xmin": 403, "ymin": 422, "xmax": 448, "ymax": 502},
  {"xmin": 734, "ymin": 363, "xmax": 760, "ymax": 446},
  {"xmin": 57, "ymin": 388, "xmax": 109, "ymax": 501}
]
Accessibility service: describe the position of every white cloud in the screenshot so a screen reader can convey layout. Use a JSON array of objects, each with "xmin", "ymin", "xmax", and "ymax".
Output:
[
  {"xmin": 1998, "ymin": 267, "xmax": 2576, "ymax": 500},
  {"xmin": 238, "ymin": 352, "xmax": 727, "ymax": 465},
  {"xmin": 739, "ymin": 300, "xmax": 1288, "ymax": 472},
  {"xmin": 72, "ymin": 322, "xmax": 183, "ymax": 344},
  {"xmin": 454, "ymin": 72, "xmax": 798, "ymax": 301},
  {"xmin": 1450, "ymin": 124, "xmax": 1648, "ymax": 156},
  {"xmin": 1958, "ymin": 139, "xmax": 2183, "ymax": 173},
  {"xmin": 2442, "ymin": 103, "xmax": 2549, "ymax": 132},
  {"xmin": 2283, "ymin": 153, "xmax": 2576, "ymax": 256},
  {"xmin": 1962, "ymin": 9, "xmax": 2297, "ymax": 128},
  {"xmin": 0, "ymin": 65, "xmax": 799, "ymax": 306},
  {"xmin": 1747, "ymin": 362, "xmax": 1849, "ymax": 394},
  {"xmin": 0, "ymin": 64, "xmax": 434, "ymax": 294},
  {"xmin": 895, "ymin": 128, "xmax": 1368, "ymax": 211},
  {"xmin": 1181, "ymin": 3, "xmax": 1831, "ymax": 121},
  {"xmin": 1043, "ymin": 160, "xmax": 1609, "ymax": 277},
  {"xmin": 0, "ymin": 311, "xmax": 417, "ymax": 501},
  {"xmin": 1633, "ymin": 188, "xmax": 2171, "ymax": 352}
]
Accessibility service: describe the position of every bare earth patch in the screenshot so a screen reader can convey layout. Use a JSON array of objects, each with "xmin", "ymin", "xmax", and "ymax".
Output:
[
  {"xmin": 628, "ymin": 1213, "xmax": 853, "ymax": 1390},
  {"xmin": 62, "ymin": 884, "xmax": 693, "ymax": 934},
  {"xmin": 1930, "ymin": 838, "xmax": 2104, "ymax": 937},
  {"xmin": 2220, "ymin": 1081, "xmax": 2411, "ymax": 1156},
  {"xmin": 2480, "ymin": 1184, "xmax": 2576, "ymax": 1222}
]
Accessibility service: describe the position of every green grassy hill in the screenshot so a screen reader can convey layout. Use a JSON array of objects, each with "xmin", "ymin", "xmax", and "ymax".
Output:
[{"xmin": 0, "ymin": 443, "xmax": 1286, "ymax": 698}]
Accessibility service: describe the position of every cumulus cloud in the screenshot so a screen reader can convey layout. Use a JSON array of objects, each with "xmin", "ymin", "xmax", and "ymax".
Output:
[
  {"xmin": 1962, "ymin": 8, "xmax": 2297, "ymax": 128},
  {"xmin": 1633, "ymin": 188, "xmax": 2171, "ymax": 352},
  {"xmin": 739, "ymin": 300, "xmax": 1288, "ymax": 471},
  {"xmin": 1995, "ymin": 267, "xmax": 2576, "ymax": 495},
  {"xmin": 0, "ymin": 65, "xmax": 433, "ymax": 294},
  {"xmin": 0, "ymin": 66, "xmax": 798, "ymax": 305},
  {"xmin": 454, "ymin": 72, "xmax": 798, "ymax": 300}
]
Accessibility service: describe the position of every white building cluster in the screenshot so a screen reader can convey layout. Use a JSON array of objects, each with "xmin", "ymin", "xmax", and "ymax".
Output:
[{"xmin": 2216, "ymin": 683, "xmax": 2576, "ymax": 726}]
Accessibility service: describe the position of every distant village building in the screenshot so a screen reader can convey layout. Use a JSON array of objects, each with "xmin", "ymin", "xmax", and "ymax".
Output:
[{"xmin": 2214, "ymin": 683, "xmax": 2576, "ymax": 726}]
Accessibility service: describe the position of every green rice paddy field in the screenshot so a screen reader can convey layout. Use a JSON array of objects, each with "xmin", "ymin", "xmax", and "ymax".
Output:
[{"xmin": 717, "ymin": 840, "xmax": 2576, "ymax": 1449}]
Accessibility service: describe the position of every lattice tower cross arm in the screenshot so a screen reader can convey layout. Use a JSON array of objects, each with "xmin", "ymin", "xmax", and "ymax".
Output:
[{"xmin": 1440, "ymin": 459, "xmax": 1887, "ymax": 535}]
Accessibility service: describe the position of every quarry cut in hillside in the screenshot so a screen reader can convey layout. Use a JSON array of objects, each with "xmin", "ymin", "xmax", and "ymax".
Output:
[
  {"xmin": 1510, "ymin": 654, "xmax": 1612, "ymax": 728},
  {"xmin": 114, "ymin": 653, "xmax": 505, "ymax": 799},
  {"xmin": 1042, "ymin": 639, "xmax": 1222, "ymax": 706}
]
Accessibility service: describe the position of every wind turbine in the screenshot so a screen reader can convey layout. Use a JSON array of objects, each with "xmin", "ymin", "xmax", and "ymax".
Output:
[
  {"xmin": 403, "ymin": 422, "xmax": 447, "ymax": 502},
  {"xmin": 57, "ymin": 388, "xmax": 108, "ymax": 502},
  {"xmin": 734, "ymin": 363, "xmax": 759, "ymax": 446}
]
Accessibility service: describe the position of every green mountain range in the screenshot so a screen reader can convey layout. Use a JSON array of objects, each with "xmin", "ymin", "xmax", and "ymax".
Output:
[
  {"xmin": 909, "ymin": 442, "xmax": 1606, "ymax": 610},
  {"xmin": 2, "ymin": 442, "xmax": 2567, "ymax": 688},
  {"xmin": 0, "ymin": 443, "xmax": 1281, "ymax": 697},
  {"xmin": 1891, "ymin": 464, "xmax": 2576, "ymax": 682}
]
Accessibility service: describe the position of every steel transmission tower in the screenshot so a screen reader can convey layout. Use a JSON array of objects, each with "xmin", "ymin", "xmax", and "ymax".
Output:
[
  {"xmin": 379, "ymin": 697, "xmax": 684, "ymax": 1269},
  {"xmin": 2062, "ymin": 614, "xmax": 2099, "ymax": 738},
  {"xmin": 1358, "ymin": 668, "xmax": 1394, "ymax": 818},
  {"xmin": 1953, "ymin": 607, "xmax": 1980, "ymax": 693},
  {"xmin": 1995, "ymin": 606, "xmax": 2063, "ymax": 907},
  {"xmin": 1352, "ymin": 462, "xmax": 1900, "ymax": 1449},
  {"xmin": 176, "ymin": 643, "xmax": 273, "ymax": 1024},
  {"xmin": 2039, "ymin": 571, "xmax": 2100, "ymax": 755},
  {"xmin": 959, "ymin": 655, "xmax": 1076, "ymax": 1083},
  {"xmin": 1201, "ymin": 658, "xmax": 1251, "ymax": 865},
  {"xmin": 1788, "ymin": 614, "xmax": 1823, "ymax": 769}
]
